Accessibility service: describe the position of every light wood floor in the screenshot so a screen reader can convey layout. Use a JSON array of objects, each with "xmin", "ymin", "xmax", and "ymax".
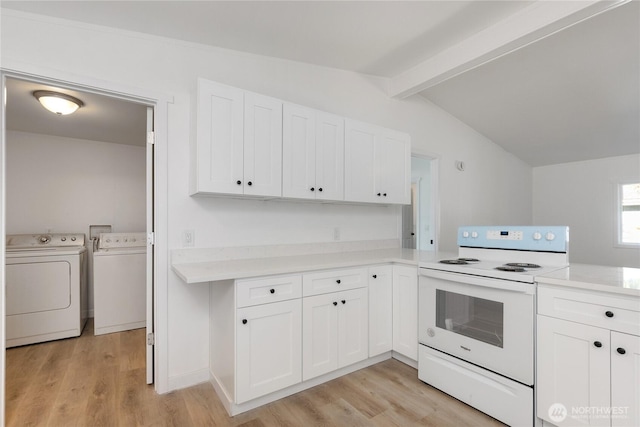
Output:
[{"xmin": 6, "ymin": 320, "xmax": 505, "ymax": 426}]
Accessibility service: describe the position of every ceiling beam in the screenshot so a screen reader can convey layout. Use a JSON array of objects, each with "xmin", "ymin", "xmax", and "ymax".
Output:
[{"xmin": 388, "ymin": 0, "xmax": 630, "ymax": 99}]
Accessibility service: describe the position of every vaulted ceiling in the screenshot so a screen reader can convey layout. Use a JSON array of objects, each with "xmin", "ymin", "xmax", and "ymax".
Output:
[{"xmin": 2, "ymin": 1, "xmax": 638, "ymax": 166}]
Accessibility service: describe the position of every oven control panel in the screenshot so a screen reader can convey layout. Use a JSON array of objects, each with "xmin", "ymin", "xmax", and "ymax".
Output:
[{"xmin": 458, "ymin": 226, "xmax": 569, "ymax": 252}]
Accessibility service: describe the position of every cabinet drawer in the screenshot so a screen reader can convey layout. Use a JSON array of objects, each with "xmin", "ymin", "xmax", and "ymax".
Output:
[
  {"xmin": 303, "ymin": 267, "xmax": 367, "ymax": 297},
  {"xmin": 237, "ymin": 274, "xmax": 302, "ymax": 308},
  {"xmin": 538, "ymin": 286, "xmax": 640, "ymax": 336}
]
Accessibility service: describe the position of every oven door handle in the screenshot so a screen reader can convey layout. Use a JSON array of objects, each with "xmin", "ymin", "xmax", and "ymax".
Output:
[{"xmin": 419, "ymin": 269, "xmax": 535, "ymax": 295}]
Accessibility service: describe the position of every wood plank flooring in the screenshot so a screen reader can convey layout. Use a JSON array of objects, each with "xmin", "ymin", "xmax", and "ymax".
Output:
[{"xmin": 6, "ymin": 320, "xmax": 505, "ymax": 426}]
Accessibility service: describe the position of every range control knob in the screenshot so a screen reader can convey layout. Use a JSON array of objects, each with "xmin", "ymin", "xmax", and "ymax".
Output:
[
  {"xmin": 545, "ymin": 232, "xmax": 556, "ymax": 241},
  {"xmin": 471, "ymin": 231, "xmax": 478, "ymax": 238},
  {"xmin": 533, "ymin": 232, "xmax": 542, "ymax": 240},
  {"xmin": 462, "ymin": 231, "xmax": 470, "ymax": 238}
]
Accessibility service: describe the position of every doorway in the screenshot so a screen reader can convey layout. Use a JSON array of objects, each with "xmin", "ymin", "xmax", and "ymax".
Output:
[
  {"xmin": 403, "ymin": 155, "xmax": 438, "ymax": 251},
  {"xmin": 1, "ymin": 72, "xmax": 157, "ymax": 418}
]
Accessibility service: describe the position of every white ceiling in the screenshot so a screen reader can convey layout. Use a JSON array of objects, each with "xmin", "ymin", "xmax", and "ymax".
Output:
[{"xmin": 2, "ymin": 1, "xmax": 638, "ymax": 166}]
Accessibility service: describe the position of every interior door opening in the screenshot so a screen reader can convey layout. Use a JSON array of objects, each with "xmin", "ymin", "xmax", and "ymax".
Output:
[
  {"xmin": 403, "ymin": 155, "xmax": 438, "ymax": 251},
  {"xmin": 1, "ymin": 73, "xmax": 156, "ymax": 421}
]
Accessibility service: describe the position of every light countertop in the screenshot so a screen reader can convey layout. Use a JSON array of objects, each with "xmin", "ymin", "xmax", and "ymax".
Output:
[
  {"xmin": 172, "ymin": 248, "xmax": 453, "ymax": 284},
  {"xmin": 537, "ymin": 263, "xmax": 640, "ymax": 297}
]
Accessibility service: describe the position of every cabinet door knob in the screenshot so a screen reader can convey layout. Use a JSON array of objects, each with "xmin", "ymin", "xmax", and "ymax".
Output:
[
  {"xmin": 377, "ymin": 193, "xmax": 381, "ymax": 196},
  {"xmin": 270, "ymin": 289, "xmax": 275, "ymax": 294},
  {"xmin": 336, "ymin": 279, "xmax": 341, "ymax": 284},
  {"xmin": 594, "ymin": 341, "xmax": 603, "ymax": 348},
  {"xmin": 242, "ymin": 319, "xmax": 247, "ymax": 325},
  {"xmin": 333, "ymin": 301, "xmax": 338, "ymax": 306},
  {"xmin": 310, "ymin": 187, "xmax": 315, "ymax": 192},
  {"xmin": 605, "ymin": 311, "xmax": 614, "ymax": 318},
  {"xmin": 341, "ymin": 300, "xmax": 346, "ymax": 304},
  {"xmin": 383, "ymin": 193, "xmax": 387, "ymax": 197},
  {"xmin": 247, "ymin": 181, "xmax": 253, "ymax": 186},
  {"xmin": 318, "ymin": 188, "xmax": 323, "ymax": 192},
  {"xmin": 372, "ymin": 274, "xmax": 377, "ymax": 279},
  {"xmin": 236, "ymin": 180, "xmax": 242, "ymax": 185},
  {"xmin": 617, "ymin": 347, "xmax": 626, "ymax": 355}
]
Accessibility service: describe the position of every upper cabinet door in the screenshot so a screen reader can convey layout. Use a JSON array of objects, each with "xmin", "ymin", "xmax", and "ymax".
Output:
[
  {"xmin": 282, "ymin": 103, "xmax": 316, "ymax": 199},
  {"xmin": 377, "ymin": 129, "xmax": 411, "ymax": 204},
  {"xmin": 315, "ymin": 112, "xmax": 344, "ymax": 201},
  {"xmin": 244, "ymin": 92, "xmax": 283, "ymax": 197},
  {"xmin": 344, "ymin": 119, "xmax": 377, "ymax": 203},
  {"xmin": 195, "ymin": 79, "xmax": 244, "ymax": 195}
]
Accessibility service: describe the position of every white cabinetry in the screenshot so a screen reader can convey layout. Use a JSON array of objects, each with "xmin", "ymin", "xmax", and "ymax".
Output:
[
  {"xmin": 302, "ymin": 268, "xmax": 368, "ymax": 381},
  {"xmin": 282, "ymin": 103, "xmax": 344, "ymax": 201},
  {"xmin": 392, "ymin": 264, "xmax": 418, "ymax": 361},
  {"xmin": 194, "ymin": 79, "xmax": 282, "ymax": 197},
  {"xmin": 537, "ymin": 286, "xmax": 640, "ymax": 427},
  {"xmin": 344, "ymin": 119, "xmax": 411, "ymax": 204},
  {"xmin": 210, "ymin": 274, "xmax": 302, "ymax": 405},
  {"xmin": 368, "ymin": 265, "xmax": 393, "ymax": 356}
]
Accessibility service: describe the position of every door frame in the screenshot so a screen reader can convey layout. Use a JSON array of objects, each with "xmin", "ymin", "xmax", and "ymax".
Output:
[{"xmin": 0, "ymin": 65, "xmax": 172, "ymax": 418}]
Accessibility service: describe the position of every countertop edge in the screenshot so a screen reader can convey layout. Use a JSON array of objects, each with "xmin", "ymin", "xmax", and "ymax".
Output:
[{"xmin": 536, "ymin": 276, "xmax": 640, "ymax": 297}]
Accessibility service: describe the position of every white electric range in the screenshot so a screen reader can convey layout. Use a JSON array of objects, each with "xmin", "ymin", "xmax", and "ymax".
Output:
[{"xmin": 418, "ymin": 225, "xmax": 569, "ymax": 427}]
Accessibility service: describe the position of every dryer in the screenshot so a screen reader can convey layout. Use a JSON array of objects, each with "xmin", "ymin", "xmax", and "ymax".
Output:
[
  {"xmin": 93, "ymin": 232, "xmax": 147, "ymax": 335},
  {"xmin": 5, "ymin": 233, "xmax": 88, "ymax": 348}
]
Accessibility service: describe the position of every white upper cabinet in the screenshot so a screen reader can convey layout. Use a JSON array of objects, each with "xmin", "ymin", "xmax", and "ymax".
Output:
[
  {"xmin": 243, "ymin": 92, "xmax": 283, "ymax": 197},
  {"xmin": 193, "ymin": 79, "xmax": 282, "ymax": 197},
  {"xmin": 282, "ymin": 103, "xmax": 344, "ymax": 201},
  {"xmin": 194, "ymin": 78, "xmax": 410, "ymax": 204},
  {"xmin": 194, "ymin": 79, "xmax": 244, "ymax": 195},
  {"xmin": 344, "ymin": 119, "xmax": 410, "ymax": 204}
]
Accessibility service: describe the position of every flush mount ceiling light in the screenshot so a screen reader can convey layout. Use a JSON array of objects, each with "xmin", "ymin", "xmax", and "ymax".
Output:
[{"xmin": 33, "ymin": 90, "xmax": 84, "ymax": 115}]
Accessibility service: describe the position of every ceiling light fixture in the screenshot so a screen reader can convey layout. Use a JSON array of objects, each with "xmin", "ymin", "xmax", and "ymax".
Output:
[{"xmin": 33, "ymin": 90, "xmax": 84, "ymax": 115}]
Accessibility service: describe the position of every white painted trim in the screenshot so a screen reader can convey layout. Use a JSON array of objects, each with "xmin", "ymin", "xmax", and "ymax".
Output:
[
  {"xmin": 1, "ymin": 73, "xmax": 8, "ymax": 427},
  {"xmin": 389, "ymin": 0, "xmax": 631, "ymax": 98},
  {"xmin": 411, "ymin": 151, "xmax": 441, "ymax": 253},
  {"xmin": 614, "ymin": 179, "xmax": 640, "ymax": 248},
  {"xmin": 392, "ymin": 351, "xmax": 418, "ymax": 369},
  {"xmin": 0, "ymin": 65, "xmax": 172, "ymax": 395}
]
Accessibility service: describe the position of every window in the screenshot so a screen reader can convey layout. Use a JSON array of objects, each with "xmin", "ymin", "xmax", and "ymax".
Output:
[{"xmin": 619, "ymin": 182, "xmax": 640, "ymax": 245}]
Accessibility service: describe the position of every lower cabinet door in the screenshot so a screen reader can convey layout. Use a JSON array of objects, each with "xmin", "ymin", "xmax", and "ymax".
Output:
[
  {"xmin": 392, "ymin": 265, "xmax": 418, "ymax": 360},
  {"xmin": 611, "ymin": 331, "xmax": 640, "ymax": 427},
  {"xmin": 536, "ymin": 315, "xmax": 610, "ymax": 427},
  {"xmin": 368, "ymin": 265, "xmax": 393, "ymax": 356},
  {"xmin": 302, "ymin": 292, "xmax": 339, "ymax": 381},
  {"xmin": 236, "ymin": 299, "xmax": 302, "ymax": 403},
  {"xmin": 337, "ymin": 287, "xmax": 369, "ymax": 367}
]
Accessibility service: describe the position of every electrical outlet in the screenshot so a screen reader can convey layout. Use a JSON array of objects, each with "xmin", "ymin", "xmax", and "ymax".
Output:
[
  {"xmin": 333, "ymin": 227, "xmax": 340, "ymax": 241},
  {"xmin": 182, "ymin": 230, "xmax": 195, "ymax": 247}
]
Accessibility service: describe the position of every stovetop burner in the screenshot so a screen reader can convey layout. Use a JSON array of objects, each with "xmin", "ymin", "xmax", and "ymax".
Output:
[
  {"xmin": 505, "ymin": 262, "xmax": 541, "ymax": 269},
  {"xmin": 439, "ymin": 258, "xmax": 480, "ymax": 265},
  {"xmin": 495, "ymin": 265, "xmax": 527, "ymax": 272}
]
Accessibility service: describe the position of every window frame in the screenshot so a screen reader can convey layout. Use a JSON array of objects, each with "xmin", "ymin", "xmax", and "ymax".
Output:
[{"xmin": 616, "ymin": 181, "xmax": 640, "ymax": 247}]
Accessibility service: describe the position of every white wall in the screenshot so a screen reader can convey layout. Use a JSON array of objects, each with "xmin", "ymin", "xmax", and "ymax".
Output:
[
  {"xmin": 1, "ymin": 10, "xmax": 533, "ymax": 389},
  {"xmin": 533, "ymin": 154, "xmax": 640, "ymax": 267},
  {"xmin": 6, "ymin": 131, "xmax": 146, "ymax": 235}
]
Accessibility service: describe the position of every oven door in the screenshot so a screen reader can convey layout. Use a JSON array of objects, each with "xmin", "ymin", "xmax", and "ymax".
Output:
[{"xmin": 418, "ymin": 268, "xmax": 534, "ymax": 385}]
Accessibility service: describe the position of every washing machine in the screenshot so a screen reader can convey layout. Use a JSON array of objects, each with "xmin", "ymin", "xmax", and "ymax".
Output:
[
  {"xmin": 5, "ymin": 233, "xmax": 88, "ymax": 348},
  {"xmin": 93, "ymin": 232, "xmax": 147, "ymax": 336}
]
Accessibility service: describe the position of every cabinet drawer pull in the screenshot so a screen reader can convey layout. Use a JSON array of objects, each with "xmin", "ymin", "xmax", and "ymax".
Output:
[
  {"xmin": 310, "ymin": 187, "xmax": 315, "ymax": 192},
  {"xmin": 247, "ymin": 181, "xmax": 253, "ymax": 186},
  {"xmin": 269, "ymin": 289, "xmax": 275, "ymax": 294},
  {"xmin": 336, "ymin": 279, "xmax": 341, "ymax": 284},
  {"xmin": 594, "ymin": 341, "xmax": 603, "ymax": 348},
  {"xmin": 341, "ymin": 300, "xmax": 346, "ymax": 304},
  {"xmin": 605, "ymin": 311, "xmax": 614, "ymax": 318},
  {"xmin": 383, "ymin": 193, "xmax": 387, "ymax": 197},
  {"xmin": 377, "ymin": 193, "xmax": 381, "ymax": 196},
  {"xmin": 617, "ymin": 347, "xmax": 626, "ymax": 355},
  {"xmin": 333, "ymin": 301, "xmax": 338, "ymax": 306},
  {"xmin": 236, "ymin": 180, "xmax": 242, "ymax": 185},
  {"xmin": 372, "ymin": 274, "xmax": 377, "ymax": 279},
  {"xmin": 318, "ymin": 188, "xmax": 323, "ymax": 192},
  {"xmin": 242, "ymin": 319, "xmax": 247, "ymax": 325}
]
